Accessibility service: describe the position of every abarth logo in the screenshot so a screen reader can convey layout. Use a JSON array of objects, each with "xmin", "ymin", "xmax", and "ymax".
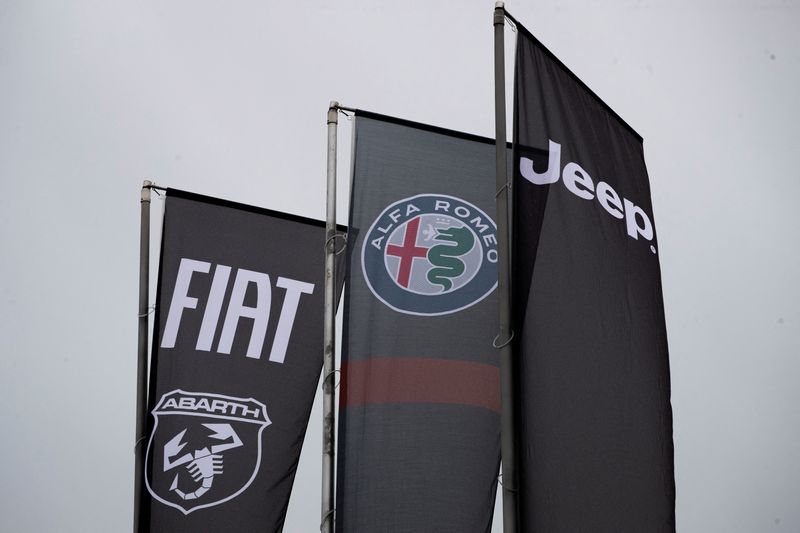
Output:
[{"xmin": 145, "ymin": 390, "xmax": 271, "ymax": 514}]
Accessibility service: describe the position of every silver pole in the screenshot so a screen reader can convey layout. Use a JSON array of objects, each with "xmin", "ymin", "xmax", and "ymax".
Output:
[
  {"xmin": 321, "ymin": 101, "xmax": 339, "ymax": 533},
  {"xmin": 134, "ymin": 180, "xmax": 152, "ymax": 533},
  {"xmin": 494, "ymin": 3, "xmax": 519, "ymax": 532}
]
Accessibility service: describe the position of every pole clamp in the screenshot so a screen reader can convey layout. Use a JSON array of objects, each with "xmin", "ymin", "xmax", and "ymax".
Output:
[
  {"xmin": 495, "ymin": 180, "xmax": 513, "ymax": 199},
  {"xmin": 134, "ymin": 434, "xmax": 147, "ymax": 452},
  {"xmin": 328, "ymin": 101, "xmax": 340, "ymax": 125},
  {"xmin": 320, "ymin": 509, "xmax": 335, "ymax": 531},
  {"xmin": 321, "ymin": 369, "xmax": 341, "ymax": 391},
  {"xmin": 325, "ymin": 233, "xmax": 348, "ymax": 254},
  {"xmin": 492, "ymin": 330, "xmax": 514, "ymax": 349},
  {"xmin": 494, "ymin": 3, "xmax": 505, "ymax": 25},
  {"xmin": 497, "ymin": 473, "xmax": 518, "ymax": 492},
  {"xmin": 141, "ymin": 180, "xmax": 152, "ymax": 202}
]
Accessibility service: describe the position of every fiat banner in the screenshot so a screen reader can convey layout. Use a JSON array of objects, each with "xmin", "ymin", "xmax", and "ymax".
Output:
[{"xmin": 139, "ymin": 189, "xmax": 338, "ymax": 532}]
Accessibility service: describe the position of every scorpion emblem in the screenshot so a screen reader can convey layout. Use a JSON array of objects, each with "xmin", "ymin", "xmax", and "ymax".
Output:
[{"xmin": 162, "ymin": 423, "xmax": 244, "ymax": 501}]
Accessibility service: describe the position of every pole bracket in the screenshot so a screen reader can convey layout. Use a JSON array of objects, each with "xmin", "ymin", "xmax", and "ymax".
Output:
[{"xmin": 141, "ymin": 180, "xmax": 167, "ymax": 202}]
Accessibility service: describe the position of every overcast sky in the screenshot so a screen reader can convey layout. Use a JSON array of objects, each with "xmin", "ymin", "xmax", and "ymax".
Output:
[{"xmin": 1, "ymin": 1, "xmax": 798, "ymax": 531}]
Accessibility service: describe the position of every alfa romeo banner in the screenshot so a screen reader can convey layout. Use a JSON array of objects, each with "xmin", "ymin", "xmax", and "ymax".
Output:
[
  {"xmin": 336, "ymin": 112, "xmax": 504, "ymax": 532},
  {"xmin": 139, "ymin": 189, "xmax": 337, "ymax": 532},
  {"xmin": 512, "ymin": 24, "xmax": 676, "ymax": 531}
]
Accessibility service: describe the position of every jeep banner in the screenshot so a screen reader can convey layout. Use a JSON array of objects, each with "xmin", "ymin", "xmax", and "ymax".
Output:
[
  {"xmin": 336, "ymin": 112, "xmax": 503, "ymax": 532},
  {"xmin": 512, "ymin": 25, "xmax": 676, "ymax": 531},
  {"xmin": 139, "ymin": 189, "xmax": 336, "ymax": 532}
]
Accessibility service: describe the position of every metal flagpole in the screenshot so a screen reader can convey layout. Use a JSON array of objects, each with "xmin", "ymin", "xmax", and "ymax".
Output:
[
  {"xmin": 134, "ymin": 180, "xmax": 153, "ymax": 533},
  {"xmin": 322, "ymin": 102, "xmax": 339, "ymax": 533},
  {"xmin": 494, "ymin": 3, "xmax": 519, "ymax": 532}
]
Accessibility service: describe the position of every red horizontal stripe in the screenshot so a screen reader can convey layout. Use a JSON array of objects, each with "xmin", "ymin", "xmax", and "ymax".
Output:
[{"xmin": 341, "ymin": 357, "xmax": 501, "ymax": 413}]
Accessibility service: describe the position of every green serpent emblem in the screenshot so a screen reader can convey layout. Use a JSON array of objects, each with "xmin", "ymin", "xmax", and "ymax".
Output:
[{"xmin": 426, "ymin": 226, "xmax": 475, "ymax": 292}]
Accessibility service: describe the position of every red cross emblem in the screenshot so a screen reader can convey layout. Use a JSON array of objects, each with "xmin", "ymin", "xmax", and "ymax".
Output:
[{"xmin": 385, "ymin": 217, "xmax": 429, "ymax": 288}]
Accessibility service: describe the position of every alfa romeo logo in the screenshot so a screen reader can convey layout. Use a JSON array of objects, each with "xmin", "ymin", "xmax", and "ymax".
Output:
[
  {"xmin": 362, "ymin": 194, "xmax": 498, "ymax": 315},
  {"xmin": 145, "ymin": 390, "xmax": 271, "ymax": 514}
]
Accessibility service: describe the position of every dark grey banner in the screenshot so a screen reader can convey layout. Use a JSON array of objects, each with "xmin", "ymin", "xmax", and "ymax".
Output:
[
  {"xmin": 512, "ymin": 24, "xmax": 676, "ymax": 532},
  {"xmin": 139, "ymin": 190, "xmax": 334, "ymax": 532},
  {"xmin": 336, "ymin": 112, "xmax": 504, "ymax": 532}
]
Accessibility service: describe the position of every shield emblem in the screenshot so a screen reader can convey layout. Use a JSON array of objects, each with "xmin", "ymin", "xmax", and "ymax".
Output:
[{"xmin": 145, "ymin": 390, "xmax": 271, "ymax": 514}]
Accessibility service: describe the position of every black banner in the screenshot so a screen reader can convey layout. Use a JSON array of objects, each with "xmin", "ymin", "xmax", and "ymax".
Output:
[
  {"xmin": 336, "ymin": 112, "xmax": 503, "ymax": 532},
  {"xmin": 139, "ymin": 189, "xmax": 336, "ymax": 532},
  {"xmin": 512, "ymin": 26, "xmax": 675, "ymax": 532}
]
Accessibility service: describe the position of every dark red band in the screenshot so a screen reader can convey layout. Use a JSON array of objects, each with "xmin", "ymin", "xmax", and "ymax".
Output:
[{"xmin": 341, "ymin": 357, "xmax": 501, "ymax": 413}]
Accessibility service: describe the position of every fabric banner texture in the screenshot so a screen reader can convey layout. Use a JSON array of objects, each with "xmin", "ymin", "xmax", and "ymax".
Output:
[
  {"xmin": 336, "ymin": 112, "xmax": 504, "ymax": 532},
  {"xmin": 139, "ymin": 189, "xmax": 336, "ymax": 532},
  {"xmin": 512, "ymin": 25, "xmax": 676, "ymax": 532}
]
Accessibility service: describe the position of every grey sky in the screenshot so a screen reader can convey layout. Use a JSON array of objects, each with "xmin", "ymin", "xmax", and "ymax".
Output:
[{"xmin": 1, "ymin": 1, "xmax": 798, "ymax": 531}]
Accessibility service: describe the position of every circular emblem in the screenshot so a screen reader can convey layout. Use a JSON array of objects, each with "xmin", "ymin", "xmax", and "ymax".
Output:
[{"xmin": 362, "ymin": 194, "xmax": 498, "ymax": 315}]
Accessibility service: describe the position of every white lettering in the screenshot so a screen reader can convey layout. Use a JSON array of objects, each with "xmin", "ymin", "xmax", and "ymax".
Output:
[
  {"xmin": 517, "ymin": 140, "xmax": 656, "ymax": 245},
  {"xmin": 239, "ymin": 405, "xmax": 261, "ymax": 418},
  {"xmin": 161, "ymin": 259, "xmax": 211, "ymax": 349},
  {"xmin": 454, "ymin": 205, "xmax": 470, "ymax": 218},
  {"xmin": 210, "ymin": 400, "xmax": 228, "ymax": 414},
  {"xmin": 178, "ymin": 397, "xmax": 193, "ymax": 410},
  {"xmin": 195, "ymin": 398, "xmax": 210, "ymax": 411},
  {"xmin": 196, "ymin": 264, "xmax": 232, "ymax": 351},
  {"xmin": 268, "ymin": 277, "xmax": 315, "ymax": 363},
  {"xmin": 470, "ymin": 216, "xmax": 489, "ymax": 234},
  {"xmin": 623, "ymin": 198, "xmax": 654, "ymax": 241},
  {"xmin": 218, "ymin": 269, "xmax": 271, "ymax": 358},
  {"xmin": 519, "ymin": 140, "xmax": 561, "ymax": 185},
  {"xmin": 434, "ymin": 200, "xmax": 451, "ymax": 212},
  {"xmin": 596, "ymin": 181, "xmax": 624, "ymax": 219},
  {"xmin": 562, "ymin": 162, "xmax": 595, "ymax": 200},
  {"xmin": 163, "ymin": 396, "xmax": 261, "ymax": 418},
  {"xmin": 160, "ymin": 261, "xmax": 327, "ymax": 364}
]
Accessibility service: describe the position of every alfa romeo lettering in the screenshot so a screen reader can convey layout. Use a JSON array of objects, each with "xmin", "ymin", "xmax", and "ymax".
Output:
[
  {"xmin": 362, "ymin": 194, "xmax": 497, "ymax": 315},
  {"xmin": 145, "ymin": 390, "xmax": 271, "ymax": 514}
]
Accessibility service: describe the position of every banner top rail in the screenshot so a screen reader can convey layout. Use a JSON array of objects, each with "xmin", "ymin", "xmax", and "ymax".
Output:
[
  {"xmin": 351, "ymin": 108, "xmax": 513, "ymax": 149},
  {"xmin": 166, "ymin": 188, "xmax": 346, "ymax": 232}
]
